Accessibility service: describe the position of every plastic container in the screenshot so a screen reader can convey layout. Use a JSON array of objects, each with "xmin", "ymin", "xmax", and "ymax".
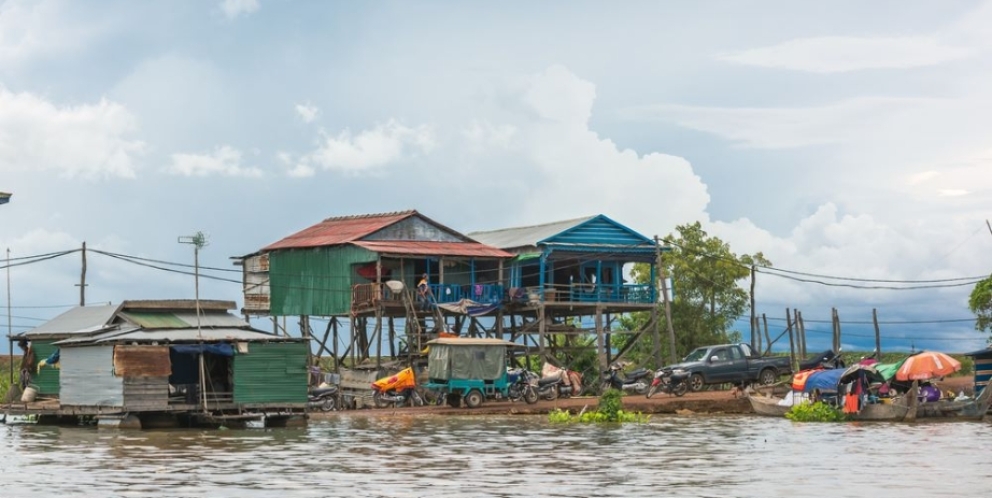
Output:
[{"xmin": 21, "ymin": 385, "xmax": 38, "ymax": 403}]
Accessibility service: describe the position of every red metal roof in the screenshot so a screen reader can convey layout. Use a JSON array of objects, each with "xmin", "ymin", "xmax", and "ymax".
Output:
[
  {"xmin": 352, "ymin": 241, "xmax": 512, "ymax": 258},
  {"xmin": 263, "ymin": 211, "xmax": 417, "ymax": 250}
]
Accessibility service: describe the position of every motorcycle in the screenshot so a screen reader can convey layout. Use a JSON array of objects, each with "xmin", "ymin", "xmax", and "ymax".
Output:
[
  {"xmin": 645, "ymin": 367, "xmax": 689, "ymax": 398},
  {"xmin": 799, "ymin": 349, "xmax": 845, "ymax": 370},
  {"xmin": 537, "ymin": 363, "xmax": 583, "ymax": 401},
  {"xmin": 371, "ymin": 367, "xmax": 425, "ymax": 408},
  {"xmin": 601, "ymin": 362, "xmax": 652, "ymax": 395},
  {"xmin": 308, "ymin": 385, "xmax": 339, "ymax": 412},
  {"xmin": 506, "ymin": 368, "xmax": 540, "ymax": 404}
]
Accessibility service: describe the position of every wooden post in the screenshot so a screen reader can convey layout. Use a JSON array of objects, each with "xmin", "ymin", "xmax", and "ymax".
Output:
[
  {"xmin": 538, "ymin": 303, "xmax": 546, "ymax": 359},
  {"xmin": 786, "ymin": 308, "xmax": 796, "ymax": 371},
  {"xmin": 595, "ymin": 305, "xmax": 607, "ymax": 376},
  {"xmin": 656, "ymin": 236, "xmax": 677, "ymax": 364},
  {"xmin": 797, "ymin": 310, "xmax": 807, "ymax": 358},
  {"xmin": 332, "ymin": 317, "xmax": 340, "ymax": 372},
  {"xmin": 651, "ymin": 235, "xmax": 664, "ymax": 367},
  {"xmin": 793, "ymin": 309, "xmax": 802, "ymax": 359},
  {"xmin": 872, "ymin": 308, "xmax": 881, "ymax": 355},
  {"xmin": 762, "ymin": 313, "xmax": 771, "ymax": 352},
  {"xmin": 749, "ymin": 265, "xmax": 756, "ymax": 351},
  {"xmin": 753, "ymin": 316, "xmax": 762, "ymax": 353},
  {"xmin": 835, "ymin": 308, "xmax": 842, "ymax": 352},
  {"xmin": 388, "ymin": 316, "xmax": 396, "ymax": 359}
]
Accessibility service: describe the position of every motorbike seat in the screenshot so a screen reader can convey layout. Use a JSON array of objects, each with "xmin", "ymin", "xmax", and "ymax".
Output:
[
  {"xmin": 538, "ymin": 376, "xmax": 561, "ymax": 387},
  {"xmin": 669, "ymin": 372, "xmax": 689, "ymax": 381},
  {"xmin": 310, "ymin": 387, "xmax": 337, "ymax": 397},
  {"xmin": 626, "ymin": 368, "xmax": 649, "ymax": 379}
]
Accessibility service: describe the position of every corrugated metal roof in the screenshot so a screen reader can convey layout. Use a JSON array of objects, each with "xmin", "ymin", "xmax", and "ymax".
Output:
[
  {"xmin": 54, "ymin": 327, "xmax": 140, "ymax": 345},
  {"xmin": 351, "ymin": 241, "xmax": 512, "ymax": 258},
  {"xmin": 263, "ymin": 210, "xmax": 418, "ymax": 250},
  {"xmin": 172, "ymin": 312, "xmax": 250, "ymax": 328},
  {"xmin": 469, "ymin": 216, "xmax": 596, "ymax": 251},
  {"xmin": 17, "ymin": 304, "xmax": 120, "ymax": 338},
  {"xmin": 94, "ymin": 328, "xmax": 289, "ymax": 343},
  {"xmin": 120, "ymin": 311, "xmax": 189, "ymax": 328}
]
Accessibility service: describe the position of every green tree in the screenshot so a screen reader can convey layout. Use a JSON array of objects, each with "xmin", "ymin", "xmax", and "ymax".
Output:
[
  {"xmin": 969, "ymin": 275, "xmax": 992, "ymax": 343},
  {"xmin": 616, "ymin": 222, "xmax": 770, "ymax": 367}
]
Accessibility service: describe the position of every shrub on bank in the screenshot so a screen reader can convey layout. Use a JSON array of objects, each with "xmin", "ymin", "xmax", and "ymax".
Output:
[
  {"xmin": 548, "ymin": 388, "xmax": 649, "ymax": 424},
  {"xmin": 785, "ymin": 401, "xmax": 845, "ymax": 422}
]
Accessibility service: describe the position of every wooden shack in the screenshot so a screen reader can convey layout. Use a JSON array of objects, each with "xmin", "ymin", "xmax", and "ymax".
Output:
[{"xmin": 9, "ymin": 299, "xmax": 308, "ymax": 428}]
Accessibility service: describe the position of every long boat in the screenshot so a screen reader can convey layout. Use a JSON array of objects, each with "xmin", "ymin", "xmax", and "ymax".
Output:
[
  {"xmin": 915, "ymin": 384, "xmax": 991, "ymax": 420},
  {"xmin": 747, "ymin": 384, "xmax": 917, "ymax": 422}
]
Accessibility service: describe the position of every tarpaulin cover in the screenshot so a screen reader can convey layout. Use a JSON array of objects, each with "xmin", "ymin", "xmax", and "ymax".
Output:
[
  {"xmin": 791, "ymin": 369, "xmax": 819, "ymax": 392},
  {"xmin": 437, "ymin": 299, "xmax": 500, "ymax": 317},
  {"xmin": 170, "ymin": 343, "xmax": 234, "ymax": 357},
  {"xmin": 803, "ymin": 369, "xmax": 845, "ymax": 393},
  {"xmin": 427, "ymin": 343, "xmax": 504, "ymax": 380},
  {"xmin": 873, "ymin": 359, "xmax": 907, "ymax": 381}
]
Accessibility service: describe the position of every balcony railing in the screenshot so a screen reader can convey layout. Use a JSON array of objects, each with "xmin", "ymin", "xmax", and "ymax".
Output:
[{"xmin": 520, "ymin": 283, "xmax": 655, "ymax": 304}]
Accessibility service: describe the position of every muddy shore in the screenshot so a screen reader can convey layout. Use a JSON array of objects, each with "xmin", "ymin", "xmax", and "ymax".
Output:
[{"xmin": 310, "ymin": 376, "xmax": 976, "ymax": 419}]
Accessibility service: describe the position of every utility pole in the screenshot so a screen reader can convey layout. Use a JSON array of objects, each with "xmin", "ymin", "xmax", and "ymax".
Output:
[
  {"xmin": 77, "ymin": 242, "xmax": 87, "ymax": 306},
  {"xmin": 651, "ymin": 236, "xmax": 664, "ymax": 367},
  {"xmin": 179, "ymin": 232, "xmax": 208, "ymax": 413}
]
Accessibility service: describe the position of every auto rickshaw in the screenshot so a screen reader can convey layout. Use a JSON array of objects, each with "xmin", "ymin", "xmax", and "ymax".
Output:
[{"xmin": 424, "ymin": 337, "xmax": 521, "ymax": 408}]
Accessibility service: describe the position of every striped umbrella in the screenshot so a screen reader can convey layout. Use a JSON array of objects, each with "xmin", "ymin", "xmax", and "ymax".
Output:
[{"xmin": 895, "ymin": 351, "xmax": 961, "ymax": 381}]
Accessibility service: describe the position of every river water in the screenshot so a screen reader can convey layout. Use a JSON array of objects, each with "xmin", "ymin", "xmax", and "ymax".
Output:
[{"xmin": 2, "ymin": 414, "xmax": 990, "ymax": 497}]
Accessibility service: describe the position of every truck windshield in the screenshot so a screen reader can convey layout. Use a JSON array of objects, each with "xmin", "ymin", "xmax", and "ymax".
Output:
[{"xmin": 682, "ymin": 348, "xmax": 708, "ymax": 362}]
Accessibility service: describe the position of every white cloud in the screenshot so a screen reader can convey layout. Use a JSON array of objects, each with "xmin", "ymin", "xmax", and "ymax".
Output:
[
  {"xmin": 938, "ymin": 189, "xmax": 969, "ymax": 197},
  {"xmin": 717, "ymin": 2, "xmax": 992, "ymax": 73},
  {"xmin": 451, "ymin": 65, "xmax": 710, "ymax": 238},
  {"xmin": 295, "ymin": 102, "xmax": 319, "ymax": 123},
  {"xmin": 624, "ymin": 97, "xmax": 944, "ymax": 149},
  {"xmin": 0, "ymin": 87, "xmax": 145, "ymax": 179},
  {"xmin": 167, "ymin": 145, "xmax": 262, "ymax": 177},
  {"xmin": 220, "ymin": 0, "xmax": 260, "ymax": 19},
  {"xmin": 718, "ymin": 36, "xmax": 975, "ymax": 73},
  {"xmin": 0, "ymin": 0, "xmax": 109, "ymax": 65},
  {"xmin": 297, "ymin": 119, "xmax": 435, "ymax": 174}
]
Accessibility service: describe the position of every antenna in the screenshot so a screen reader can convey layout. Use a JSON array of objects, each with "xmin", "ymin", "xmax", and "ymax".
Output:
[{"xmin": 178, "ymin": 231, "xmax": 209, "ymax": 412}]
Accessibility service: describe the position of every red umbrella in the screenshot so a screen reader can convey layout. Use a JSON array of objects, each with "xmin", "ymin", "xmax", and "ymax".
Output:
[{"xmin": 895, "ymin": 351, "xmax": 961, "ymax": 381}]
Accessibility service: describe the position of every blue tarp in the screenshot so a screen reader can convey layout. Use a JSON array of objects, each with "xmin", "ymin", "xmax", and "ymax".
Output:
[
  {"xmin": 171, "ymin": 343, "xmax": 234, "ymax": 357},
  {"xmin": 803, "ymin": 369, "xmax": 845, "ymax": 393}
]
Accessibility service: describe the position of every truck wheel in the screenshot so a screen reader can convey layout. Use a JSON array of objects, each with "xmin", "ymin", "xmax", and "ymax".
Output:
[
  {"xmin": 758, "ymin": 368, "xmax": 777, "ymax": 385},
  {"xmin": 465, "ymin": 390, "xmax": 484, "ymax": 409},
  {"xmin": 689, "ymin": 374, "xmax": 704, "ymax": 392}
]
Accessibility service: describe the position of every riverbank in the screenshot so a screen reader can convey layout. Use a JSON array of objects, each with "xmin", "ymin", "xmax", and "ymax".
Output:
[{"xmin": 310, "ymin": 376, "xmax": 976, "ymax": 420}]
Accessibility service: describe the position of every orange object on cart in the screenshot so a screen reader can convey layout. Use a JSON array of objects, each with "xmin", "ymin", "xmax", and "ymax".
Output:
[{"xmin": 372, "ymin": 367, "xmax": 417, "ymax": 392}]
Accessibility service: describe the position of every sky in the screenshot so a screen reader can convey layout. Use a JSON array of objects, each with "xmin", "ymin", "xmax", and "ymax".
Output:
[{"xmin": 2, "ymin": 0, "xmax": 992, "ymax": 354}]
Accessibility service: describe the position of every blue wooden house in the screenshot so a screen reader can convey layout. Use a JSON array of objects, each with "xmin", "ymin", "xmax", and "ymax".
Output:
[{"xmin": 469, "ymin": 215, "xmax": 661, "ymax": 305}]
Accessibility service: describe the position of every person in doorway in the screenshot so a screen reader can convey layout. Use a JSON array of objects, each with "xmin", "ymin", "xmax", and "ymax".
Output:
[
  {"xmin": 417, "ymin": 273, "xmax": 433, "ymax": 310},
  {"xmin": 17, "ymin": 339, "xmax": 35, "ymax": 389}
]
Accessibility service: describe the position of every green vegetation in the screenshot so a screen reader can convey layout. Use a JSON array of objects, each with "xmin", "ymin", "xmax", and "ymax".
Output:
[
  {"xmin": 785, "ymin": 401, "xmax": 845, "ymax": 422},
  {"xmin": 548, "ymin": 388, "xmax": 649, "ymax": 424},
  {"xmin": 969, "ymin": 276, "xmax": 992, "ymax": 344},
  {"xmin": 615, "ymin": 222, "xmax": 771, "ymax": 368}
]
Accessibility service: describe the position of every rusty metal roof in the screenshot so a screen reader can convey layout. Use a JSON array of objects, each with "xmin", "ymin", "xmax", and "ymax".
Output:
[
  {"xmin": 263, "ymin": 210, "xmax": 418, "ymax": 250},
  {"xmin": 351, "ymin": 241, "xmax": 512, "ymax": 258}
]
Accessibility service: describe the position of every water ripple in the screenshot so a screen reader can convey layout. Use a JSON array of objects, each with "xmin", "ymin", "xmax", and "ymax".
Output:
[{"xmin": 3, "ymin": 415, "xmax": 992, "ymax": 497}]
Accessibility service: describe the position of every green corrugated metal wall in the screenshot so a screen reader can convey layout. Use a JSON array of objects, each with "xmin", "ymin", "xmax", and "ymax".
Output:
[
  {"xmin": 32, "ymin": 341, "xmax": 60, "ymax": 395},
  {"xmin": 232, "ymin": 342, "xmax": 308, "ymax": 403},
  {"xmin": 269, "ymin": 246, "xmax": 376, "ymax": 315}
]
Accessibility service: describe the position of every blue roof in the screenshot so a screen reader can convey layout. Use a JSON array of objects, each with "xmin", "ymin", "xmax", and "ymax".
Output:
[{"xmin": 470, "ymin": 214, "xmax": 658, "ymax": 255}]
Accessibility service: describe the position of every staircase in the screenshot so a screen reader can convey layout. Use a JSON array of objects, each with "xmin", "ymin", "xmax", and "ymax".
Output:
[{"xmin": 398, "ymin": 285, "xmax": 446, "ymax": 359}]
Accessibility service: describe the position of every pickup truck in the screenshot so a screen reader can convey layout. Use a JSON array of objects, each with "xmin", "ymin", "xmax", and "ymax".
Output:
[{"xmin": 667, "ymin": 343, "xmax": 792, "ymax": 392}]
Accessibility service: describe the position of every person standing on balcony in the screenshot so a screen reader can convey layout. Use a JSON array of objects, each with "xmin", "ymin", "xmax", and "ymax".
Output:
[{"xmin": 417, "ymin": 273, "xmax": 433, "ymax": 310}]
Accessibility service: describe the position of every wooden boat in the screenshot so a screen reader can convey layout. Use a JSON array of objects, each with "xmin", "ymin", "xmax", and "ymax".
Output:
[
  {"xmin": 747, "ymin": 393, "xmax": 793, "ymax": 417},
  {"xmin": 915, "ymin": 384, "xmax": 992, "ymax": 420},
  {"xmin": 746, "ymin": 383, "xmax": 917, "ymax": 421}
]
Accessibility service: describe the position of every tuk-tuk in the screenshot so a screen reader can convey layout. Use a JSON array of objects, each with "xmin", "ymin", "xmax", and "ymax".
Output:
[{"xmin": 424, "ymin": 337, "xmax": 521, "ymax": 408}]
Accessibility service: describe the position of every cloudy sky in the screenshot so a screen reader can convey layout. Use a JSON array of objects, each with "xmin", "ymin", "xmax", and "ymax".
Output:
[{"xmin": 2, "ymin": 0, "xmax": 991, "ymax": 354}]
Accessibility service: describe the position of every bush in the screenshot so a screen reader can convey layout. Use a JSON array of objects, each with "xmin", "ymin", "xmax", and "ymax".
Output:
[
  {"xmin": 785, "ymin": 401, "xmax": 845, "ymax": 422},
  {"xmin": 547, "ymin": 388, "xmax": 649, "ymax": 424}
]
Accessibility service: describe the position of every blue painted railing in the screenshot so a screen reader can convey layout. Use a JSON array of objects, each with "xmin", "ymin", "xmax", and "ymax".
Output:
[
  {"xmin": 428, "ymin": 283, "xmax": 504, "ymax": 305},
  {"xmin": 530, "ymin": 283, "xmax": 655, "ymax": 304}
]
